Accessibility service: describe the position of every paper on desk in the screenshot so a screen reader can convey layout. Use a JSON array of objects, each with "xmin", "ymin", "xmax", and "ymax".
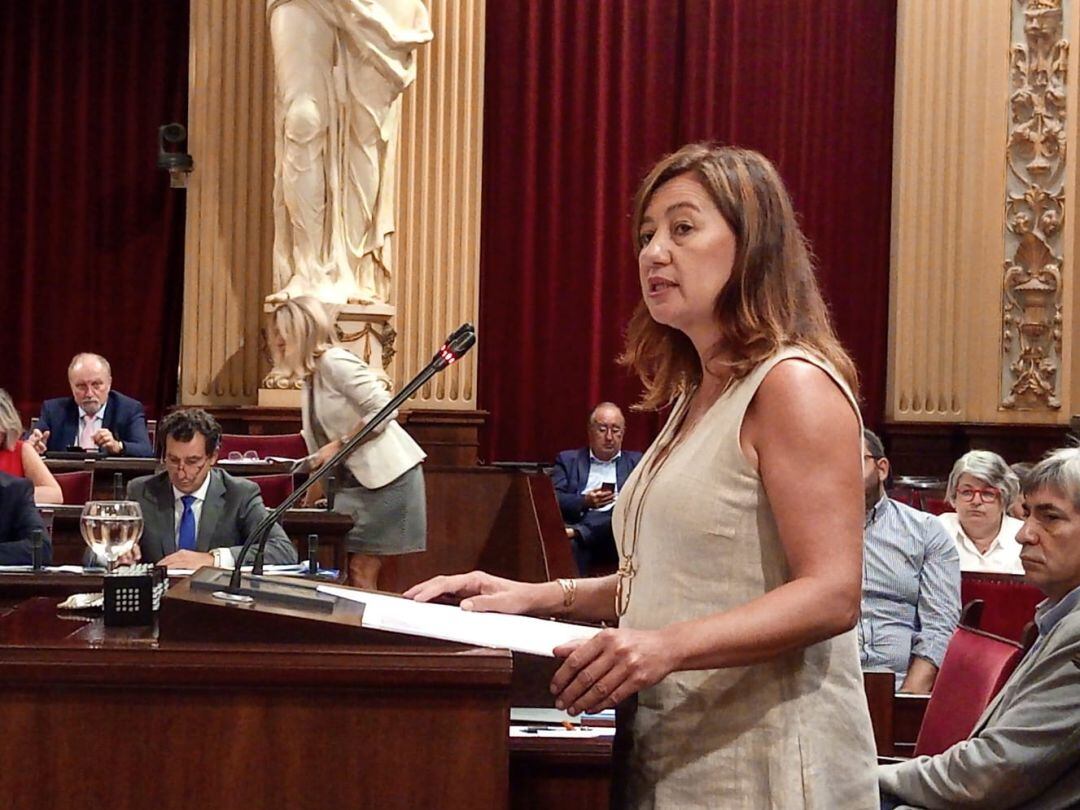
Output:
[
  {"xmin": 509, "ymin": 726, "xmax": 614, "ymax": 738},
  {"xmin": 511, "ymin": 707, "xmax": 578, "ymax": 725},
  {"xmin": 0, "ymin": 565, "xmax": 99, "ymax": 574},
  {"xmin": 166, "ymin": 562, "xmax": 310, "ymax": 577},
  {"xmin": 317, "ymin": 585, "xmax": 601, "ymax": 657}
]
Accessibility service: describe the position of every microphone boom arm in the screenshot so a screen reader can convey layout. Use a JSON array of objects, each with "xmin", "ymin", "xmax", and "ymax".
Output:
[{"xmin": 228, "ymin": 324, "xmax": 476, "ymax": 591}]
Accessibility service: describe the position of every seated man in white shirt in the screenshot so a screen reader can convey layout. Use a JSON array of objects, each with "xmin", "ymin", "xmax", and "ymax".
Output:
[
  {"xmin": 120, "ymin": 408, "xmax": 296, "ymax": 570},
  {"xmin": 936, "ymin": 450, "xmax": 1024, "ymax": 574}
]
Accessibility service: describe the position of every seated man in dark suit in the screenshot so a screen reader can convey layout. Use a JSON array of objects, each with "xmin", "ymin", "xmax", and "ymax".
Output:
[
  {"xmin": 27, "ymin": 352, "xmax": 153, "ymax": 457},
  {"xmin": 878, "ymin": 446, "xmax": 1080, "ymax": 809},
  {"xmin": 117, "ymin": 408, "xmax": 296, "ymax": 569},
  {"xmin": 551, "ymin": 402, "xmax": 642, "ymax": 575},
  {"xmin": 0, "ymin": 470, "xmax": 51, "ymax": 565}
]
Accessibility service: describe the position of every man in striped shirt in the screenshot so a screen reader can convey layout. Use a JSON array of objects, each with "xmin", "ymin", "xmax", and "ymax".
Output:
[{"xmin": 860, "ymin": 429, "xmax": 961, "ymax": 692}]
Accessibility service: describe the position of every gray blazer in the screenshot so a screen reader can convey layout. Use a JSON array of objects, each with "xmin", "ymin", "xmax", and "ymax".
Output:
[
  {"xmin": 129, "ymin": 468, "xmax": 297, "ymax": 566},
  {"xmin": 879, "ymin": 604, "xmax": 1080, "ymax": 809}
]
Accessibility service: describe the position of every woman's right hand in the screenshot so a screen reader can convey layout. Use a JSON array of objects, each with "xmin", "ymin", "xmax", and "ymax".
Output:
[{"xmin": 403, "ymin": 570, "xmax": 546, "ymax": 615}]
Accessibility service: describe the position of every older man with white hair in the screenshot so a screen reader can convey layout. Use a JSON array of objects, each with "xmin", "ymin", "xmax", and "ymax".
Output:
[
  {"xmin": 28, "ymin": 352, "xmax": 153, "ymax": 457},
  {"xmin": 937, "ymin": 450, "xmax": 1024, "ymax": 573},
  {"xmin": 879, "ymin": 446, "xmax": 1080, "ymax": 809}
]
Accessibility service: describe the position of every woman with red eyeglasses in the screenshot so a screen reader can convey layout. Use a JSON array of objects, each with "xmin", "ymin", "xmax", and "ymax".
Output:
[{"xmin": 937, "ymin": 450, "xmax": 1024, "ymax": 573}]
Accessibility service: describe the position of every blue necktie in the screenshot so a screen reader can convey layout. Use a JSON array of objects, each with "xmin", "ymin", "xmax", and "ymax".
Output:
[{"xmin": 178, "ymin": 495, "xmax": 197, "ymax": 550}]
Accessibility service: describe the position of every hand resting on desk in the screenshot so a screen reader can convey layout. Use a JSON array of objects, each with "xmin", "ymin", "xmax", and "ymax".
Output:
[
  {"xmin": 406, "ymin": 571, "xmax": 673, "ymax": 716},
  {"xmin": 158, "ymin": 550, "xmax": 213, "ymax": 570},
  {"xmin": 405, "ymin": 570, "xmax": 553, "ymax": 616}
]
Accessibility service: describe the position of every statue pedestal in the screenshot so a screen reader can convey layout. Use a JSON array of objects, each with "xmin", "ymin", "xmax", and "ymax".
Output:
[{"xmin": 258, "ymin": 302, "xmax": 398, "ymax": 407}]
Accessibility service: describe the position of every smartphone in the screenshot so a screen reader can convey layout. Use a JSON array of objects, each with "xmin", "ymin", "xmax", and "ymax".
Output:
[{"xmin": 599, "ymin": 482, "xmax": 615, "ymax": 493}]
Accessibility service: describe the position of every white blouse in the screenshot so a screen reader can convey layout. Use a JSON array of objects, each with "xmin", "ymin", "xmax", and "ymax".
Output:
[{"xmin": 936, "ymin": 511, "xmax": 1025, "ymax": 574}]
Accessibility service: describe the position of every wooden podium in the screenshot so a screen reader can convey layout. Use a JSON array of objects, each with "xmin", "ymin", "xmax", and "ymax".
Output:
[{"xmin": 0, "ymin": 574, "xmax": 514, "ymax": 810}]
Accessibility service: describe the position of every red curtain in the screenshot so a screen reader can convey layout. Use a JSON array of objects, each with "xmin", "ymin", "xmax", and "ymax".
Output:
[
  {"xmin": 479, "ymin": 0, "xmax": 896, "ymax": 462},
  {"xmin": 0, "ymin": 1, "xmax": 188, "ymax": 424}
]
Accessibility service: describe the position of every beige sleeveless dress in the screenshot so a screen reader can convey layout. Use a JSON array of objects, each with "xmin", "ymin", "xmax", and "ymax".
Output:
[{"xmin": 611, "ymin": 347, "xmax": 877, "ymax": 809}]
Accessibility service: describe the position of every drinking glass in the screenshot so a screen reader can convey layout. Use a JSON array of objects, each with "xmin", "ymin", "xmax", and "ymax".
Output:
[{"xmin": 79, "ymin": 501, "xmax": 144, "ymax": 573}]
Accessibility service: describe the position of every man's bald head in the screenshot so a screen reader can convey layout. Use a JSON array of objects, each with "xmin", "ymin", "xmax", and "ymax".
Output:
[
  {"xmin": 67, "ymin": 353, "xmax": 112, "ymax": 416},
  {"xmin": 588, "ymin": 402, "xmax": 625, "ymax": 461}
]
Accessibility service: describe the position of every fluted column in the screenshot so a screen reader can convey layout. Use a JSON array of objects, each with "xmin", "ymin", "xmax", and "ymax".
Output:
[
  {"xmin": 390, "ymin": 0, "xmax": 484, "ymax": 409},
  {"xmin": 888, "ymin": 0, "xmax": 1078, "ymax": 425},
  {"xmin": 180, "ymin": 0, "xmax": 274, "ymax": 405},
  {"xmin": 181, "ymin": 0, "xmax": 484, "ymax": 411}
]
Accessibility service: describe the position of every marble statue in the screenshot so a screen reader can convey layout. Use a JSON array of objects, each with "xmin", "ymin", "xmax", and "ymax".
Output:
[{"xmin": 266, "ymin": 0, "xmax": 432, "ymax": 305}]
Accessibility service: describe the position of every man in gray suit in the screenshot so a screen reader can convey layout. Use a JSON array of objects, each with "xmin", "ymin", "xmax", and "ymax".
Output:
[
  {"xmin": 125, "ymin": 408, "xmax": 296, "ymax": 569},
  {"xmin": 878, "ymin": 446, "xmax": 1080, "ymax": 809}
]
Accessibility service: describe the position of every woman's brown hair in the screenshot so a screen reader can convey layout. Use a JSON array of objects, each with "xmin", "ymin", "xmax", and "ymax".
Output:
[{"xmin": 619, "ymin": 143, "xmax": 858, "ymax": 410}]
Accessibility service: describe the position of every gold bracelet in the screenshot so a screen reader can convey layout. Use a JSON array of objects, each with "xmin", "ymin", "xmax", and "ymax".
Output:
[{"xmin": 556, "ymin": 578, "xmax": 577, "ymax": 609}]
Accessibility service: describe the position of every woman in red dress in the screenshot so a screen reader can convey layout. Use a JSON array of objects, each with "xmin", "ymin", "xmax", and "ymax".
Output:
[{"xmin": 0, "ymin": 389, "xmax": 63, "ymax": 503}]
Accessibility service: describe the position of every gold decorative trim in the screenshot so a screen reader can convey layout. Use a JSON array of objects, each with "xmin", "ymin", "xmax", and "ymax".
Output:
[{"xmin": 1002, "ymin": 0, "xmax": 1068, "ymax": 409}]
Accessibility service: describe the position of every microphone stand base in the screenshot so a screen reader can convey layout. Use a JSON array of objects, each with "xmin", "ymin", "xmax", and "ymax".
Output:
[
  {"xmin": 211, "ymin": 590, "xmax": 255, "ymax": 604},
  {"xmin": 188, "ymin": 566, "xmax": 337, "ymax": 613}
]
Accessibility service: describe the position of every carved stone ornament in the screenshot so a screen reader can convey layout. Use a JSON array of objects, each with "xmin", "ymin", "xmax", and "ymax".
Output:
[{"xmin": 1002, "ymin": 0, "xmax": 1068, "ymax": 410}]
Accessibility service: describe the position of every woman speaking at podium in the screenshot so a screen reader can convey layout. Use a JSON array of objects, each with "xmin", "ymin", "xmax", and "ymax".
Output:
[
  {"xmin": 269, "ymin": 297, "xmax": 426, "ymax": 590},
  {"xmin": 408, "ymin": 144, "xmax": 877, "ymax": 808}
]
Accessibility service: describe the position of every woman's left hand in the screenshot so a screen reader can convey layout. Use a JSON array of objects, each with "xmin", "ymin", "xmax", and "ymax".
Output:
[
  {"xmin": 550, "ymin": 627, "xmax": 677, "ymax": 715},
  {"xmin": 310, "ymin": 439, "xmax": 343, "ymax": 471}
]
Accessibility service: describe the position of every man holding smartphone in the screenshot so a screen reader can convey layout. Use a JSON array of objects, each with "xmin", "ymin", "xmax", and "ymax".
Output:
[{"xmin": 550, "ymin": 402, "xmax": 642, "ymax": 576}]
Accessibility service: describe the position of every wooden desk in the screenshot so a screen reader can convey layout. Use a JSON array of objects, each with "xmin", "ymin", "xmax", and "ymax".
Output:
[
  {"xmin": 0, "ymin": 596, "xmax": 512, "ymax": 810},
  {"xmin": 510, "ymin": 734, "xmax": 611, "ymax": 810},
  {"xmin": 44, "ymin": 457, "xmax": 297, "ymax": 500},
  {"xmin": 0, "ymin": 573, "xmax": 105, "ymax": 609},
  {"xmin": 43, "ymin": 504, "xmax": 351, "ymax": 572},
  {"xmin": 41, "ymin": 462, "xmax": 574, "ymax": 594},
  {"xmin": 380, "ymin": 467, "xmax": 576, "ymax": 593}
]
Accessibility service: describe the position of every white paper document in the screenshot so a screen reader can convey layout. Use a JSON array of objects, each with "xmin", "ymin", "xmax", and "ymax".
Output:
[
  {"xmin": 0, "ymin": 565, "xmax": 90, "ymax": 574},
  {"xmin": 316, "ymin": 585, "xmax": 601, "ymax": 657},
  {"xmin": 509, "ymin": 726, "xmax": 614, "ymax": 738},
  {"xmin": 166, "ymin": 563, "xmax": 310, "ymax": 578}
]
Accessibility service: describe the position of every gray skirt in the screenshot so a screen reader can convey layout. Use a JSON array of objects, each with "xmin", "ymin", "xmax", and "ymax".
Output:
[{"xmin": 333, "ymin": 464, "xmax": 426, "ymax": 555}]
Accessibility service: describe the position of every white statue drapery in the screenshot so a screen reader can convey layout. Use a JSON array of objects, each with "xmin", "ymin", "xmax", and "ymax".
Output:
[{"xmin": 267, "ymin": 0, "xmax": 432, "ymax": 305}]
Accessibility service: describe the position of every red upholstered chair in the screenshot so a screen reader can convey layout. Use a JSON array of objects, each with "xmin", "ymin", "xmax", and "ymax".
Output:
[
  {"xmin": 923, "ymin": 498, "xmax": 952, "ymax": 515},
  {"xmin": 959, "ymin": 598, "xmax": 984, "ymax": 629},
  {"xmin": 911, "ymin": 625, "xmax": 1025, "ymax": 757},
  {"xmin": 218, "ymin": 433, "xmax": 307, "ymax": 460},
  {"xmin": 53, "ymin": 471, "xmax": 94, "ymax": 505},
  {"xmin": 960, "ymin": 573, "xmax": 1044, "ymax": 642},
  {"xmin": 248, "ymin": 474, "xmax": 295, "ymax": 509},
  {"xmin": 886, "ymin": 487, "xmax": 920, "ymax": 508}
]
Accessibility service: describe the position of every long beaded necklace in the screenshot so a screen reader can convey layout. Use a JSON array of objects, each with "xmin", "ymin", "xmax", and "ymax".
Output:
[{"xmin": 614, "ymin": 372, "xmax": 737, "ymax": 618}]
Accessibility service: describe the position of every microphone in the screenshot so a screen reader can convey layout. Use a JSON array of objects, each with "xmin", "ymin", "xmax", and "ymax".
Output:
[{"xmin": 221, "ymin": 323, "xmax": 476, "ymax": 599}]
